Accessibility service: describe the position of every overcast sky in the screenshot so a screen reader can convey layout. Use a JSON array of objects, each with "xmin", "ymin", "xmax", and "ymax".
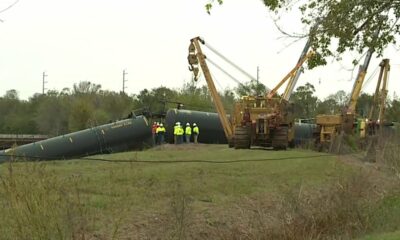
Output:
[{"xmin": 0, "ymin": 0, "xmax": 399, "ymax": 100}]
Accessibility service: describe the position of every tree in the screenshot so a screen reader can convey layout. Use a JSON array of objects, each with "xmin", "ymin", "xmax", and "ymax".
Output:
[
  {"xmin": 35, "ymin": 92, "xmax": 69, "ymax": 136},
  {"xmin": 68, "ymin": 99, "xmax": 93, "ymax": 132},
  {"xmin": 72, "ymin": 81, "xmax": 101, "ymax": 94},
  {"xmin": 316, "ymin": 98, "xmax": 337, "ymax": 115},
  {"xmin": 326, "ymin": 90, "xmax": 349, "ymax": 113},
  {"xmin": 206, "ymin": 0, "xmax": 400, "ymax": 66},
  {"xmin": 235, "ymin": 80, "xmax": 267, "ymax": 97},
  {"xmin": 290, "ymin": 83, "xmax": 318, "ymax": 119},
  {"xmin": 356, "ymin": 93, "xmax": 373, "ymax": 118},
  {"xmin": 4, "ymin": 89, "xmax": 19, "ymax": 100},
  {"xmin": 386, "ymin": 97, "xmax": 400, "ymax": 122}
]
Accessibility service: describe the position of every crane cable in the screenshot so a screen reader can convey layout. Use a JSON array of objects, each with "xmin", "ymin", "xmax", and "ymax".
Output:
[
  {"xmin": 202, "ymin": 41, "xmax": 271, "ymax": 90},
  {"xmin": 361, "ymin": 65, "xmax": 379, "ymax": 93},
  {"xmin": 206, "ymin": 57, "xmax": 251, "ymax": 92}
]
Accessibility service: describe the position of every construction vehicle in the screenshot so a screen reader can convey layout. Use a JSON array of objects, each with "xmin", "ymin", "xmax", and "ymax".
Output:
[
  {"xmin": 187, "ymin": 36, "xmax": 313, "ymax": 149},
  {"xmin": 366, "ymin": 58, "xmax": 390, "ymax": 135},
  {"xmin": 315, "ymin": 48, "xmax": 381, "ymax": 149}
]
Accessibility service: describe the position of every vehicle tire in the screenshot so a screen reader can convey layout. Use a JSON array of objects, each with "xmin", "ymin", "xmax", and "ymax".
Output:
[
  {"xmin": 234, "ymin": 126, "xmax": 251, "ymax": 149},
  {"xmin": 228, "ymin": 139, "xmax": 234, "ymax": 148},
  {"xmin": 272, "ymin": 126, "xmax": 288, "ymax": 150}
]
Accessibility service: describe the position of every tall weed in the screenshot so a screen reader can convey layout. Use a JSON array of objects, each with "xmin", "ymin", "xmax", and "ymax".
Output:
[{"xmin": 0, "ymin": 162, "xmax": 90, "ymax": 240}]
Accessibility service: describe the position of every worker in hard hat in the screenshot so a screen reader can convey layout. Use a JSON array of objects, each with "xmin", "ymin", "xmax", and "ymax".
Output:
[
  {"xmin": 176, "ymin": 122, "xmax": 184, "ymax": 144},
  {"xmin": 185, "ymin": 123, "xmax": 192, "ymax": 143},
  {"xmin": 152, "ymin": 122, "xmax": 158, "ymax": 146},
  {"xmin": 156, "ymin": 123, "xmax": 166, "ymax": 145},
  {"xmin": 192, "ymin": 123, "xmax": 199, "ymax": 144},
  {"xmin": 174, "ymin": 122, "xmax": 180, "ymax": 144}
]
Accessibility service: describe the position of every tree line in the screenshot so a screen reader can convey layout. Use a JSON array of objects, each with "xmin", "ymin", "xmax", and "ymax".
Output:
[{"xmin": 0, "ymin": 80, "xmax": 399, "ymax": 136}]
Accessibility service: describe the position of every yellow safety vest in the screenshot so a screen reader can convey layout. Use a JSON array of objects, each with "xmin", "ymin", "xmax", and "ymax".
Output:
[
  {"xmin": 156, "ymin": 127, "xmax": 165, "ymax": 133},
  {"xmin": 185, "ymin": 126, "xmax": 192, "ymax": 135},
  {"xmin": 193, "ymin": 126, "xmax": 199, "ymax": 134},
  {"xmin": 177, "ymin": 127, "xmax": 184, "ymax": 136},
  {"xmin": 174, "ymin": 126, "xmax": 179, "ymax": 135}
]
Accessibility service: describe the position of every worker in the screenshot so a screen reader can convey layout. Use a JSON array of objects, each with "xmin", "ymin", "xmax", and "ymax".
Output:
[
  {"xmin": 173, "ymin": 122, "xmax": 180, "ymax": 144},
  {"xmin": 156, "ymin": 123, "xmax": 166, "ymax": 145},
  {"xmin": 185, "ymin": 123, "xmax": 192, "ymax": 143},
  {"xmin": 176, "ymin": 122, "xmax": 184, "ymax": 144},
  {"xmin": 192, "ymin": 123, "xmax": 199, "ymax": 144},
  {"xmin": 151, "ymin": 122, "xmax": 158, "ymax": 146}
]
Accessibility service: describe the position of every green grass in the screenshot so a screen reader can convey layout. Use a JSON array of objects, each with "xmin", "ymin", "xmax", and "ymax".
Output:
[
  {"xmin": 26, "ymin": 145, "xmax": 343, "ymax": 207},
  {"xmin": 0, "ymin": 144, "xmax": 398, "ymax": 239},
  {"xmin": 360, "ymin": 231, "xmax": 400, "ymax": 240}
]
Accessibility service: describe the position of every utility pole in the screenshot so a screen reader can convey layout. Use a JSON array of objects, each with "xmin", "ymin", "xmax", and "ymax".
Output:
[
  {"xmin": 122, "ymin": 69, "xmax": 128, "ymax": 93},
  {"xmin": 256, "ymin": 66, "xmax": 259, "ymax": 82},
  {"xmin": 256, "ymin": 66, "xmax": 260, "ymax": 96},
  {"xmin": 42, "ymin": 71, "xmax": 48, "ymax": 95}
]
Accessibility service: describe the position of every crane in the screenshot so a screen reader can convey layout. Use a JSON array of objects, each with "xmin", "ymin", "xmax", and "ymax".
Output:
[
  {"xmin": 188, "ymin": 37, "xmax": 234, "ymax": 143},
  {"xmin": 316, "ymin": 47, "xmax": 375, "ymax": 147},
  {"xmin": 188, "ymin": 36, "xmax": 313, "ymax": 149},
  {"xmin": 368, "ymin": 58, "xmax": 390, "ymax": 124}
]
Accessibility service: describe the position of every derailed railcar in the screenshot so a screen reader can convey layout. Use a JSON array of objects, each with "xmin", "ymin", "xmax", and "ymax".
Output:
[
  {"xmin": 164, "ymin": 109, "xmax": 319, "ymax": 146},
  {"xmin": 164, "ymin": 109, "xmax": 228, "ymax": 144},
  {"xmin": 0, "ymin": 116, "xmax": 152, "ymax": 162}
]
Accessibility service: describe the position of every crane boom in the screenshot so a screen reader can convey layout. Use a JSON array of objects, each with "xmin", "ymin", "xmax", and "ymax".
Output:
[
  {"xmin": 267, "ymin": 50, "xmax": 314, "ymax": 99},
  {"xmin": 188, "ymin": 37, "xmax": 233, "ymax": 141},
  {"xmin": 282, "ymin": 39, "xmax": 312, "ymax": 101},
  {"xmin": 347, "ymin": 49, "xmax": 374, "ymax": 114},
  {"xmin": 368, "ymin": 59, "xmax": 390, "ymax": 121},
  {"xmin": 378, "ymin": 59, "xmax": 390, "ymax": 123}
]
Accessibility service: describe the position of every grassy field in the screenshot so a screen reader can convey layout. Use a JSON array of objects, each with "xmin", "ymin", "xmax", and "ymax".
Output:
[{"xmin": 0, "ymin": 144, "xmax": 399, "ymax": 239}]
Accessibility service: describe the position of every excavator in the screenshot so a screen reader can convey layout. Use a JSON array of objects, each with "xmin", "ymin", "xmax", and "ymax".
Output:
[{"xmin": 187, "ymin": 36, "xmax": 313, "ymax": 149}]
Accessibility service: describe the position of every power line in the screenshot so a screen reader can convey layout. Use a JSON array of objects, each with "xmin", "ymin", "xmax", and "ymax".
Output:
[{"xmin": 1, "ymin": 152, "xmax": 332, "ymax": 164}]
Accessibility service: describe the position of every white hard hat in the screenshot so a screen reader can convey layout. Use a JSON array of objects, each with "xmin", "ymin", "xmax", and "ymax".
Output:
[
  {"xmin": 160, "ymin": 123, "xmax": 163, "ymax": 127},
  {"xmin": 153, "ymin": 122, "xmax": 156, "ymax": 124},
  {"xmin": 193, "ymin": 123, "xmax": 197, "ymax": 126},
  {"xmin": 177, "ymin": 122, "xmax": 181, "ymax": 126},
  {"xmin": 186, "ymin": 123, "xmax": 190, "ymax": 126}
]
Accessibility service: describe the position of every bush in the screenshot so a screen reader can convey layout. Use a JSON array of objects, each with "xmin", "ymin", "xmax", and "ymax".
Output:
[{"xmin": 216, "ymin": 172, "xmax": 382, "ymax": 240}]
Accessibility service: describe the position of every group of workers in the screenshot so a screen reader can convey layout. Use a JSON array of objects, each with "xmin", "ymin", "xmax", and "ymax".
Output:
[
  {"xmin": 173, "ymin": 122, "xmax": 199, "ymax": 144},
  {"xmin": 151, "ymin": 121, "xmax": 199, "ymax": 145},
  {"xmin": 152, "ymin": 122, "xmax": 166, "ymax": 145}
]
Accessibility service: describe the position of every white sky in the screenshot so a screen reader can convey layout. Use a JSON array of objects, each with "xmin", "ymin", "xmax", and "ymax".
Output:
[{"xmin": 0, "ymin": 0, "xmax": 399, "ymax": 100}]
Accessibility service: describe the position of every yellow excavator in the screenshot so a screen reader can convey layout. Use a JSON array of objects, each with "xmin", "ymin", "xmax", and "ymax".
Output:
[{"xmin": 188, "ymin": 36, "xmax": 313, "ymax": 149}]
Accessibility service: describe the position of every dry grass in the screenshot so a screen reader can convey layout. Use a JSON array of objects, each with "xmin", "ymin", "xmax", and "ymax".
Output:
[
  {"xmin": 209, "ymin": 171, "xmax": 382, "ymax": 240},
  {"xmin": 0, "ymin": 145, "xmax": 399, "ymax": 239},
  {"xmin": 0, "ymin": 162, "xmax": 91, "ymax": 240}
]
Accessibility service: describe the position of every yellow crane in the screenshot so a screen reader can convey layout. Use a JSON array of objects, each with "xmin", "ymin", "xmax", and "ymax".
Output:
[
  {"xmin": 315, "ymin": 47, "xmax": 375, "ymax": 148},
  {"xmin": 188, "ymin": 36, "xmax": 313, "ymax": 149},
  {"xmin": 368, "ymin": 58, "xmax": 390, "ymax": 125},
  {"xmin": 188, "ymin": 37, "xmax": 234, "ymax": 143}
]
